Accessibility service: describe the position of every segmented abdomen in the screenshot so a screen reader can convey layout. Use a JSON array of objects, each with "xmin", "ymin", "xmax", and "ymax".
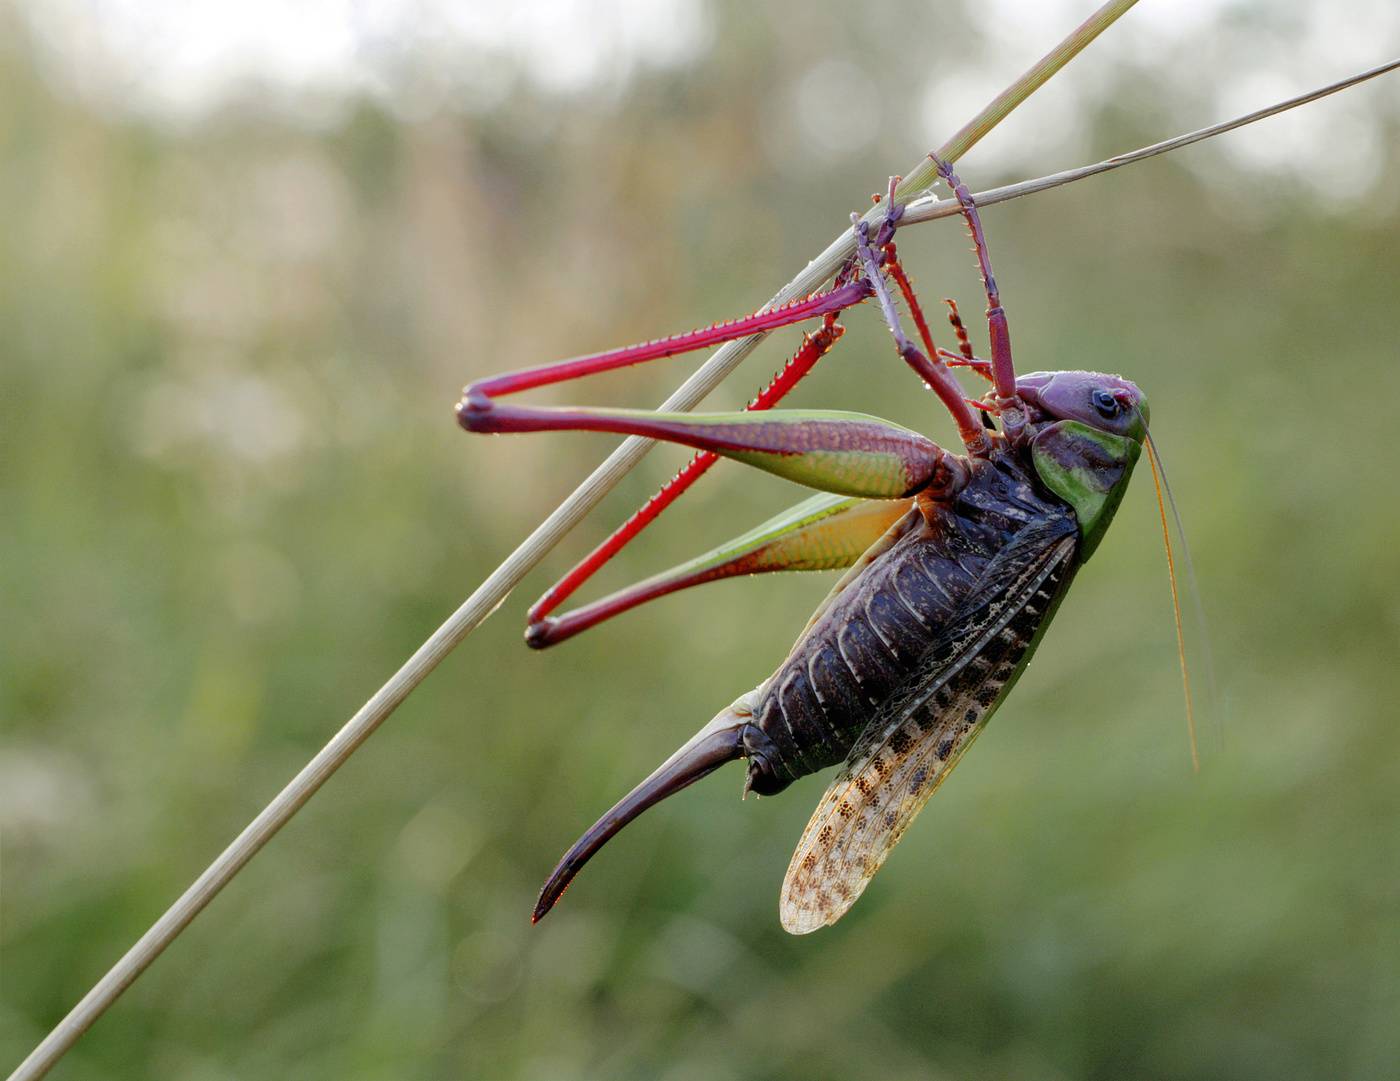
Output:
[{"xmin": 747, "ymin": 457, "xmax": 1074, "ymax": 793}]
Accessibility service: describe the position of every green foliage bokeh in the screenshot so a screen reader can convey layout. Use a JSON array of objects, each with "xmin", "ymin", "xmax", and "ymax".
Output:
[{"xmin": 4, "ymin": 5, "xmax": 1400, "ymax": 1079}]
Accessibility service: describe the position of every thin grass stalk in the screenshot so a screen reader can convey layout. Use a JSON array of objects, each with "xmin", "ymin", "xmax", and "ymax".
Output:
[
  {"xmin": 889, "ymin": 0, "xmax": 1140, "ymax": 205},
  {"xmin": 901, "ymin": 57, "xmax": 1400, "ymax": 229}
]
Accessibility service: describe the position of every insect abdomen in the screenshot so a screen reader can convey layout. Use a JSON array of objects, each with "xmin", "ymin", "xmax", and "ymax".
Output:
[
  {"xmin": 745, "ymin": 457, "xmax": 1072, "ymax": 795},
  {"xmin": 745, "ymin": 520, "xmax": 988, "ymax": 792}
]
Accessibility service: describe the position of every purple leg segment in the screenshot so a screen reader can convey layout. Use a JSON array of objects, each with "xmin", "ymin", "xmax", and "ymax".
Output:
[{"xmin": 931, "ymin": 156, "xmax": 1022, "ymax": 435}]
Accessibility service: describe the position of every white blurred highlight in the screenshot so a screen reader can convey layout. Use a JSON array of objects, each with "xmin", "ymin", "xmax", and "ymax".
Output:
[
  {"xmin": 23, "ymin": 0, "xmax": 711, "ymax": 123},
  {"xmin": 17, "ymin": 1, "xmax": 1397, "ymax": 187}
]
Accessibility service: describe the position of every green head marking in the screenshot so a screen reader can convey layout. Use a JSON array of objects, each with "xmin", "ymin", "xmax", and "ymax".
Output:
[{"xmin": 1019, "ymin": 372, "xmax": 1148, "ymax": 560}]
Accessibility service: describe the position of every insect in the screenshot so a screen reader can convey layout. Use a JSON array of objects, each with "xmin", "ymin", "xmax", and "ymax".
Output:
[{"xmin": 458, "ymin": 159, "xmax": 1148, "ymax": 933}]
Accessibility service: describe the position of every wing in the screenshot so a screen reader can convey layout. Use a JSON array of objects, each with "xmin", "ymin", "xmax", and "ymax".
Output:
[{"xmin": 779, "ymin": 529, "xmax": 1077, "ymax": 934}]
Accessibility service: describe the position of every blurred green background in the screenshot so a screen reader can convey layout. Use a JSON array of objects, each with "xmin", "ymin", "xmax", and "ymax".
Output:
[{"xmin": 4, "ymin": 2, "xmax": 1400, "ymax": 1078}]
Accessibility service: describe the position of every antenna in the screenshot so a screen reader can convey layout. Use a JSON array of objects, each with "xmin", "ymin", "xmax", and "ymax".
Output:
[{"xmin": 1146, "ymin": 432, "xmax": 1198, "ymax": 772}]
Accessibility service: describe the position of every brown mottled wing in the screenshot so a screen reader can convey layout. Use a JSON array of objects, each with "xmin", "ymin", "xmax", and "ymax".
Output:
[{"xmin": 780, "ymin": 532, "xmax": 1077, "ymax": 934}]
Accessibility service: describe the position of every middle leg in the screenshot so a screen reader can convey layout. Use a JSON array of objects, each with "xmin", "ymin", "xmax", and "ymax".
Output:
[{"xmin": 851, "ymin": 203, "xmax": 990, "ymax": 456}]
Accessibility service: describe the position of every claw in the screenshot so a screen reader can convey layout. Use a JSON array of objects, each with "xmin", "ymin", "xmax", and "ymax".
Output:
[{"xmin": 532, "ymin": 693, "xmax": 760, "ymax": 922}]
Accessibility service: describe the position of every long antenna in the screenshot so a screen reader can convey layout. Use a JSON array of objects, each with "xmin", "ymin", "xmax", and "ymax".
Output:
[
  {"xmin": 1147, "ymin": 433, "xmax": 1199, "ymax": 772},
  {"xmin": 1148, "ymin": 429, "xmax": 1222, "ymax": 747}
]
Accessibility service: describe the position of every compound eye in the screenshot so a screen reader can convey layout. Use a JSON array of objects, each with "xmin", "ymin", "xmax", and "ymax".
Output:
[{"xmin": 1091, "ymin": 388, "xmax": 1120, "ymax": 419}]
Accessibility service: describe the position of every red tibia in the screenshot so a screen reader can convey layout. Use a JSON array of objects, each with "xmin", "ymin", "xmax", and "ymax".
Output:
[
  {"xmin": 749, "ymin": 317, "xmax": 845, "ymax": 410},
  {"xmin": 851, "ymin": 215, "xmax": 986, "ymax": 454},
  {"xmin": 466, "ymin": 280, "xmax": 868, "ymax": 401},
  {"xmin": 943, "ymin": 298, "xmax": 975, "ymax": 360},
  {"xmin": 527, "ymin": 449, "xmax": 718, "ymax": 626},
  {"xmin": 882, "ymin": 245, "xmax": 993, "ymax": 437},
  {"xmin": 526, "ymin": 317, "xmax": 844, "ymax": 630},
  {"xmin": 882, "ymin": 243, "xmax": 940, "ymax": 365},
  {"xmin": 529, "ymin": 560, "xmax": 721, "ymax": 648}
]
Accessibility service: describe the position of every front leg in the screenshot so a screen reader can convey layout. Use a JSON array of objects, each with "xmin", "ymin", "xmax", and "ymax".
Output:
[
  {"xmin": 852, "ymin": 189, "xmax": 990, "ymax": 456},
  {"xmin": 931, "ymin": 156, "xmax": 1027, "ymax": 445}
]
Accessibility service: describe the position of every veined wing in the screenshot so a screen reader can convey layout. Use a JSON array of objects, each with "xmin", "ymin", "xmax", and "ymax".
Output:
[{"xmin": 779, "ymin": 530, "xmax": 1077, "ymax": 934}]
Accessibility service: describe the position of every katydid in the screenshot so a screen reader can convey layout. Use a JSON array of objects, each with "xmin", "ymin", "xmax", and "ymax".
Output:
[{"xmin": 458, "ymin": 161, "xmax": 1148, "ymax": 933}]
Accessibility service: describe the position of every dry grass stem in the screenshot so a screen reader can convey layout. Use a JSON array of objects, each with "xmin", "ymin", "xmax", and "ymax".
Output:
[{"xmin": 902, "ymin": 57, "xmax": 1400, "ymax": 229}]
